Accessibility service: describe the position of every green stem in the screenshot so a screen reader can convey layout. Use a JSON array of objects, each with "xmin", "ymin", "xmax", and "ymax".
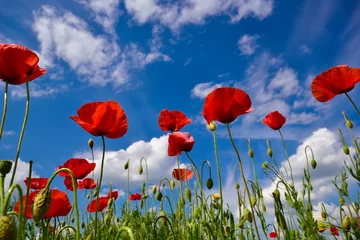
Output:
[
  {"xmin": 9, "ymin": 76, "xmax": 30, "ymax": 187},
  {"xmin": 140, "ymin": 157, "xmax": 149, "ymax": 212},
  {"xmin": 176, "ymin": 155, "xmax": 186, "ymax": 236},
  {"xmin": 345, "ymin": 92, "xmax": 360, "ymax": 115},
  {"xmin": 95, "ymin": 135, "xmax": 106, "ymax": 240},
  {"xmin": 116, "ymin": 227, "xmax": 135, "ymax": 240},
  {"xmin": 226, "ymin": 124, "xmax": 261, "ymax": 240},
  {"xmin": 47, "ymin": 168, "xmax": 81, "ymax": 240},
  {"xmin": 278, "ymin": 129, "xmax": 294, "ymax": 186},
  {"xmin": 23, "ymin": 160, "xmax": 33, "ymax": 227},
  {"xmin": 55, "ymin": 226, "xmax": 76, "ymax": 240},
  {"xmin": 1, "ymin": 184, "xmax": 23, "ymax": 239},
  {"xmin": 0, "ymin": 81, "xmax": 8, "ymax": 141},
  {"xmin": 0, "ymin": 175, "xmax": 4, "ymax": 213},
  {"xmin": 213, "ymin": 131, "xmax": 224, "ymax": 226}
]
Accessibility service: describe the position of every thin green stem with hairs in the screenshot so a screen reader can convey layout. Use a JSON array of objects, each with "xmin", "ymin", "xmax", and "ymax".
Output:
[
  {"xmin": 23, "ymin": 160, "xmax": 33, "ymax": 226},
  {"xmin": 345, "ymin": 92, "xmax": 360, "ymax": 115},
  {"xmin": 140, "ymin": 157, "xmax": 149, "ymax": 211},
  {"xmin": 0, "ymin": 81, "xmax": 8, "ymax": 141},
  {"xmin": 278, "ymin": 129, "xmax": 294, "ymax": 186},
  {"xmin": 9, "ymin": 76, "xmax": 30, "ymax": 187}
]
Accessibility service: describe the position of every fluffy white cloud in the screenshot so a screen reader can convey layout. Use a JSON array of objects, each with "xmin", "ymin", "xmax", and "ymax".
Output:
[
  {"xmin": 10, "ymin": 82, "xmax": 69, "ymax": 99},
  {"xmin": 268, "ymin": 67, "xmax": 299, "ymax": 97},
  {"xmin": 73, "ymin": 135, "xmax": 188, "ymax": 191},
  {"xmin": 237, "ymin": 34, "xmax": 260, "ymax": 56},
  {"xmin": 124, "ymin": 0, "xmax": 274, "ymax": 31},
  {"xmin": 191, "ymin": 81, "xmax": 224, "ymax": 99},
  {"xmin": 299, "ymin": 44, "xmax": 312, "ymax": 54}
]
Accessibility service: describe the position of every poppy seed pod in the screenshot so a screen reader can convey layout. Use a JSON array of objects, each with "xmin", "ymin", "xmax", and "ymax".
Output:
[
  {"xmin": 88, "ymin": 138, "xmax": 94, "ymax": 149},
  {"xmin": 0, "ymin": 160, "xmax": 12, "ymax": 176},
  {"xmin": 206, "ymin": 178, "xmax": 214, "ymax": 190},
  {"xmin": 32, "ymin": 188, "xmax": 52, "ymax": 222},
  {"xmin": 0, "ymin": 216, "xmax": 17, "ymax": 240},
  {"xmin": 185, "ymin": 187, "xmax": 192, "ymax": 202},
  {"xmin": 311, "ymin": 159, "xmax": 317, "ymax": 169},
  {"xmin": 207, "ymin": 121, "xmax": 216, "ymax": 131}
]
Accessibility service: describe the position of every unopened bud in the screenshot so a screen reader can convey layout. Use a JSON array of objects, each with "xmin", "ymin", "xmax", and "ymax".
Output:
[
  {"xmin": 250, "ymin": 195, "xmax": 256, "ymax": 207},
  {"xmin": 140, "ymin": 200, "xmax": 143, "ymax": 209},
  {"xmin": 156, "ymin": 192, "xmax": 163, "ymax": 202},
  {"xmin": 342, "ymin": 215, "xmax": 351, "ymax": 231},
  {"xmin": 206, "ymin": 178, "xmax": 214, "ymax": 190},
  {"xmin": 346, "ymin": 120, "xmax": 353, "ymax": 129},
  {"xmin": 244, "ymin": 208, "xmax": 252, "ymax": 223},
  {"xmin": 273, "ymin": 189, "xmax": 280, "ymax": 201},
  {"xmin": 267, "ymin": 148, "xmax": 273, "ymax": 158},
  {"xmin": 138, "ymin": 165, "xmax": 143, "ymax": 175},
  {"xmin": 261, "ymin": 161, "xmax": 269, "ymax": 169},
  {"xmin": 311, "ymin": 159, "xmax": 317, "ymax": 169},
  {"xmin": 339, "ymin": 197, "xmax": 346, "ymax": 205},
  {"xmin": 248, "ymin": 149, "xmax": 254, "ymax": 158},
  {"xmin": 185, "ymin": 187, "xmax": 192, "ymax": 202},
  {"xmin": 235, "ymin": 182, "xmax": 240, "ymax": 190},
  {"xmin": 262, "ymin": 203, "xmax": 266, "ymax": 212},
  {"xmin": 207, "ymin": 121, "xmax": 216, "ymax": 131},
  {"xmin": 152, "ymin": 185, "xmax": 157, "ymax": 194},
  {"xmin": 321, "ymin": 210, "xmax": 327, "ymax": 219},
  {"xmin": 170, "ymin": 179, "xmax": 176, "ymax": 189},
  {"xmin": 88, "ymin": 138, "xmax": 94, "ymax": 149},
  {"xmin": 81, "ymin": 222, "xmax": 85, "ymax": 229},
  {"xmin": 0, "ymin": 216, "xmax": 17, "ymax": 240},
  {"xmin": 32, "ymin": 188, "xmax": 52, "ymax": 222},
  {"xmin": 124, "ymin": 160, "xmax": 129, "ymax": 170},
  {"xmin": 350, "ymin": 216, "xmax": 359, "ymax": 230},
  {"xmin": 0, "ymin": 160, "xmax": 12, "ymax": 176},
  {"xmin": 343, "ymin": 146, "xmax": 350, "ymax": 155}
]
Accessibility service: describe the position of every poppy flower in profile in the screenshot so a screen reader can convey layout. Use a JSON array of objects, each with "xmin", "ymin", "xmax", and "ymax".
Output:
[
  {"xmin": 87, "ymin": 197, "xmax": 109, "ymax": 212},
  {"xmin": 14, "ymin": 189, "xmax": 71, "ymax": 219},
  {"xmin": 78, "ymin": 178, "xmax": 96, "ymax": 190},
  {"xmin": 63, "ymin": 177, "xmax": 77, "ymax": 191},
  {"xmin": 172, "ymin": 168, "xmax": 194, "ymax": 181},
  {"xmin": 57, "ymin": 158, "xmax": 95, "ymax": 179},
  {"xmin": 269, "ymin": 231, "xmax": 277, "ymax": 238},
  {"xmin": 158, "ymin": 109, "xmax": 192, "ymax": 132},
  {"xmin": 129, "ymin": 193, "xmax": 142, "ymax": 201},
  {"xmin": 0, "ymin": 43, "xmax": 47, "ymax": 85},
  {"xmin": 203, "ymin": 87, "xmax": 253, "ymax": 124},
  {"xmin": 70, "ymin": 101, "xmax": 128, "ymax": 139},
  {"xmin": 262, "ymin": 111, "xmax": 286, "ymax": 130},
  {"xmin": 24, "ymin": 177, "xmax": 48, "ymax": 190},
  {"xmin": 330, "ymin": 226, "xmax": 339, "ymax": 236},
  {"xmin": 107, "ymin": 191, "xmax": 119, "ymax": 200},
  {"xmin": 311, "ymin": 65, "xmax": 360, "ymax": 102},
  {"xmin": 168, "ymin": 132, "xmax": 195, "ymax": 156}
]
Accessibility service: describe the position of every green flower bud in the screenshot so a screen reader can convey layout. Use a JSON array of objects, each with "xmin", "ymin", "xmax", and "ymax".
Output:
[
  {"xmin": 244, "ymin": 208, "xmax": 252, "ymax": 223},
  {"xmin": 261, "ymin": 161, "xmax": 269, "ymax": 169},
  {"xmin": 81, "ymin": 222, "xmax": 85, "ymax": 229},
  {"xmin": 124, "ymin": 160, "xmax": 129, "ymax": 170},
  {"xmin": 0, "ymin": 216, "xmax": 17, "ymax": 240},
  {"xmin": 88, "ymin": 138, "xmax": 94, "ymax": 149},
  {"xmin": 339, "ymin": 197, "xmax": 346, "ymax": 205},
  {"xmin": 152, "ymin": 185, "xmax": 157, "ymax": 194},
  {"xmin": 194, "ymin": 207, "xmax": 201, "ymax": 219},
  {"xmin": 140, "ymin": 200, "xmax": 143, "ymax": 209},
  {"xmin": 138, "ymin": 165, "xmax": 143, "ymax": 175},
  {"xmin": 342, "ymin": 215, "xmax": 351, "ymax": 231},
  {"xmin": 321, "ymin": 210, "xmax": 327, "ymax": 219},
  {"xmin": 343, "ymin": 145, "xmax": 350, "ymax": 155},
  {"xmin": 350, "ymin": 216, "xmax": 359, "ymax": 230},
  {"xmin": 93, "ymin": 188, "xmax": 99, "ymax": 197},
  {"xmin": 206, "ymin": 178, "xmax": 214, "ymax": 190},
  {"xmin": 262, "ymin": 203, "xmax": 266, "ymax": 212},
  {"xmin": 207, "ymin": 121, "xmax": 216, "ymax": 131},
  {"xmin": 346, "ymin": 120, "xmax": 353, "ymax": 129},
  {"xmin": 170, "ymin": 179, "xmax": 176, "ymax": 189},
  {"xmin": 156, "ymin": 192, "xmax": 163, "ymax": 202},
  {"xmin": 248, "ymin": 149, "xmax": 254, "ymax": 158},
  {"xmin": 185, "ymin": 187, "xmax": 192, "ymax": 202},
  {"xmin": 311, "ymin": 159, "xmax": 317, "ymax": 169},
  {"xmin": 267, "ymin": 148, "xmax": 273, "ymax": 158},
  {"xmin": 250, "ymin": 195, "xmax": 256, "ymax": 207},
  {"xmin": 235, "ymin": 182, "xmax": 240, "ymax": 190},
  {"xmin": 273, "ymin": 189, "xmax": 280, "ymax": 201},
  {"xmin": 32, "ymin": 188, "xmax": 52, "ymax": 222},
  {"xmin": 0, "ymin": 160, "xmax": 12, "ymax": 176}
]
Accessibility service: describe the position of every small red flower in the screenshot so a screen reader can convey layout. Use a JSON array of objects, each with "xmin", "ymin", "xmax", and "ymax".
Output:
[
  {"xmin": 172, "ymin": 168, "xmax": 194, "ymax": 181},
  {"xmin": 0, "ymin": 43, "xmax": 46, "ymax": 85},
  {"xmin": 24, "ymin": 177, "xmax": 48, "ymax": 190},
  {"xmin": 87, "ymin": 197, "xmax": 109, "ymax": 212},
  {"xmin": 330, "ymin": 226, "xmax": 339, "ymax": 236},
  {"xmin": 158, "ymin": 109, "xmax": 192, "ymax": 132},
  {"xmin": 168, "ymin": 132, "xmax": 195, "ymax": 156},
  {"xmin": 203, "ymin": 87, "xmax": 253, "ymax": 124},
  {"xmin": 14, "ymin": 189, "xmax": 71, "ymax": 219},
  {"xmin": 70, "ymin": 101, "xmax": 128, "ymax": 139},
  {"xmin": 63, "ymin": 177, "xmax": 76, "ymax": 191},
  {"xmin": 107, "ymin": 191, "xmax": 119, "ymax": 200},
  {"xmin": 269, "ymin": 231, "xmax": 277, "ymax": 238},
  {"xmin": 262, "ymin": 111, "xmax": 286, "ymax": 130},
  {"xmin": 78, "ymin": 178, "xmax": 96, "ymax": 190},
  {"xmin": 129, "ymin": 193, "xmax": 142, "ymax": 201},
  {"xmin": 57, "ymin": 158, "xmax": 95, "ymax": 179},
  {"xmin": 311, "ymin": 65, "xmax": 360, "ymax": 102}
]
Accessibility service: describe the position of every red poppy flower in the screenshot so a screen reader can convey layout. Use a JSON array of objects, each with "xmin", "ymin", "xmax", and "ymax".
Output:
[
  {"xmin": 158, "ymin": 109, "xmax": 192, "ymax": 132},
  {"xmin": 269, "ymin": 231, "xmax": 277, "ymax": 238},
  {"xmin": 78, "ymin": 178, "xmax": 96, "ymax": 190},
  {"xmin": 168, "ymin": 132, "xmax": 195, "ymax": 156},
  {"xmin": 172, "ymin": 168, "xmax": 194, "ymax": 181},
  {"xmin": 57, "ymin": 158, "xmax": 95, "ymax": 179},
  {"xmin": 14, "ymin": 189, "xmax": 71, "ymax": 219},
  {"xmin": 63, "ymin": 177, "xmax": 77, "ymax": 191},
  {"xmin": 87, "ymin": 197, "xmax": 109, "ymax": 212},
  {"xmin": 311, "ymin": 65, "xmax": 360, "ymax": 102},
  {"xmin": 203, "ymin": 87, "xmax": 253, "ymax": 124},
  {"xmin": 70, "ymin": 101, "xmax": 128, "ymax": 139},
  {"xmin": 24, "ymin": 177, "xmax": 48, "ymax": 190},
  {"xmin": 330, "ymin": 226, "xmax": 339, "ymax": 236},
  {"xmin": 262, "ymin": 111, "xmax": 286, "ymax": 130},
  {"xmin": 107, "ymin": 191, "xmax": 118, "ymax": 200},
  {"xmin": 129, "ymin": 193, "xmax": 142, "ymax": 201},
  {"xmin": 0, "ymin": 43, "xmax": 46, "ymax": 85}
]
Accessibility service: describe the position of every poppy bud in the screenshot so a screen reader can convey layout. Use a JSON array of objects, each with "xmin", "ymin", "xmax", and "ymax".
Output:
[
  {"xmin": 170, "ymin": 179, "xmax": 176, "ymax": 189},
  {"xmin": 138, "ymin": 166, "xmax": 143, "ymax": 175},
  {"xmin": 350, "ymin": 216, "xmax": 358, "ymax": 230},
  {"xmin": 32, "ymin": 188, "xmax": 52, "ymax": 222},
  {"xmin": 267, "ymin": 148, "xmax": 273, "ymax": 158},
  {"xmin": 343, "ymin": 146, "xmax": 350, "ymax": 155},
  {"xmin": 261, "ymin": 161, "xmax": 269, "ymax": 169},
  {"xmin": 207, "ymin": 121, "xmax": 216, "ymax": 131},
  {"xmin": 0, "ymin": 216, "xmax": 17, "ymax": 240},
  {"xmin": 311, "ymin": 159, "xmax": 317, "ymax": 169},
  {"xmin": 235, "ymin": 182, "xmax": 240, "ymax": 190},
  {"xmin": 262, "ymin": 203, "xmax": 266, "ymax": 212},
  {"xmin": 185, "ymin": 187, "xmax": 192, "ymax": 202},
  {"xmin": 71, "ymin": 217, "xmax": 75, "ymax": 224},
  {"xmin": 124, "ymin": 160, "xmax": 129, "ymax": 170},
  {"xmin": 321, "ymin": 210, "xmax": 327, "ymax": 219},
  {"xmin": 342, "ymin": 215, "xmax": 351, "ymax": 231},
  {"xmin": 159, "ymin": 210, "xmax": 166, "ymax": 223},
  {"xmin": 273, "ymin": 189, "xmax": 280, "ymax": 201},
  {"xmin": 156, "ymin": 192, "xmax": 163, "ymax": 202},
  {"xmin": 248, "ymin": 149, "xmax": 254, "ymax": 158},
  {"xmin": 206, "ymin": 178, "xmax": 214, "ymax": 190},
  {"xmin": 250, "ymin": 195, "xmax": 256, "ymax": 207},
  {"xmin": 179, "ymin": 196, "xmax": 185, "ymax": 208},
  {"xmin": 244, "ymin": 208, "xmax": 252, "ymax": 223},
  {"xmin": 346, "ymin": 120, "xmax": 354, "ymax": 129},
  {"xmin": 116, "ymin": 217, "xmax": 120, "ymax": 223},
  {"xmin": 0, "ymin": 160, "xmax": 12, "ymax": 176},
  {"xmin": 309, "ymin": 184, "xmax": 313, "ymax": 191},
  {"xmin": 339, "ymin": 197, "xmax": 345, "ymax": 205},
  {"xmin": 194, "ymin": 207, "xmax": 201, "ymax": 219},
  {"xmin": 81, "ymin": 222, "xmax": 85, "ymax": 229},
  {"xmin": 86, "ymin": 193, "xmax": 90, "ymax": 199},
  {"xmin": 88, "ymin": 138, "xmax": 94, "ymax": 149},
  {"xmin": 140, "ymin": 200, "xmax": 143, "ymax": 209},
  {"xmin": 152, "ymin": 185, "xmax": 157, "ymax": 194}
]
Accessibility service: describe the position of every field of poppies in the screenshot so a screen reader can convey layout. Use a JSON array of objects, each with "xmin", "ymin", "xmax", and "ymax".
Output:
[{"xmin": 0, "ymin": 43, "xmax": 359, "ymax": 240}]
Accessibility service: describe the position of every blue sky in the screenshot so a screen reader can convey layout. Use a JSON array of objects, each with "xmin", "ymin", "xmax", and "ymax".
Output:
[{"xmin": 1, "ymin": 0, "xmax": 360, "ymax": 221}]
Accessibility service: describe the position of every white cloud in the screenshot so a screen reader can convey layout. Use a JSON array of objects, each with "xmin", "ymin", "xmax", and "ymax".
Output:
[
  {"xmin": 191, "ymin": 81, "xmax": 224, "ymax": 99},
  {"xmin": 237, "ymin": 34, "xmax": 260, "ymax": 55},
  {"xmin": 73, "ymin": 135, "xmax": 188, "ymax": 191},
  {"xmin": 217, "ymin": 73, "xmax": 230, "ymax": 78},
  {"xmin": 299, "ymin": 44, "xmax": 312, "ymax": 54},
  {"xmin": 184, "ymin": 58, "xmax": 192, "ymax": 66},
  {"xmin": 124, "ymin": 0, "xmax": 274, "ymax": 31},
  {"xmin": 2, "ymin": 131, "xmax": 15, "ymax": 136},
  {"xmin": 10, "ymin": 82, "xmax": 68, "ymax": 99},
  {"xmin": 268, "ymin": 67, "xmax": 299, "ymax": 97}
]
